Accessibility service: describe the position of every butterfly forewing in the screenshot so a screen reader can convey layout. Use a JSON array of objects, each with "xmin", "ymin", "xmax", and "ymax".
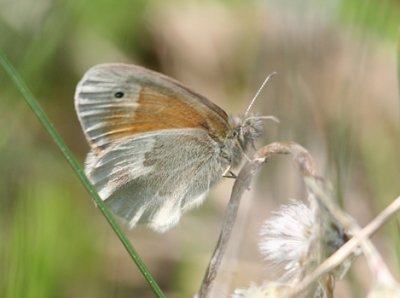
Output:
[{"xmin": 75, "ymin": 64, "xmax": 231, "ymax": 150}]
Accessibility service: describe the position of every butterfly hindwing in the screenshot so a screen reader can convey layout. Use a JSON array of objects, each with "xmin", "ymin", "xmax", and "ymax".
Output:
[{"xmin": 86, "ymin": 128, "xmax": 230, "ymax": 232}]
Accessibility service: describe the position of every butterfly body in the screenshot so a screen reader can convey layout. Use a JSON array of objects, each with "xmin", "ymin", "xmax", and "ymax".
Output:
[{"xmin": 75, "ymin": 64, "xmax": 263, "ymax": 232}]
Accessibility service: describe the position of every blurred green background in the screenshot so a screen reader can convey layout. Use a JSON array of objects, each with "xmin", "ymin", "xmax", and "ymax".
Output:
[{"xmin": 1, "ymin": 0, "xmax": 399, "ymax": 297}]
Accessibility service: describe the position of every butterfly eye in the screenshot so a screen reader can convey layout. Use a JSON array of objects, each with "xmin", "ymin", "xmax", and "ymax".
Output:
[{"xmin": 114, "ymin": 91, "xmax": 125, "ymax": 98}]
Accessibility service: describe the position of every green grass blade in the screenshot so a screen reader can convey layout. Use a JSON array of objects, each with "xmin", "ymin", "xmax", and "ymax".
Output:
[
  {"xmin": 398, "ymin": 31, "xmax": 400, "ymax": 111},
  {"xmin": 0, "ymin": 51, "xmax": 165, "ymax": 298},
  {"xmin": 396, "ymin": 32, "xmax": 400, "ymax": 267}
]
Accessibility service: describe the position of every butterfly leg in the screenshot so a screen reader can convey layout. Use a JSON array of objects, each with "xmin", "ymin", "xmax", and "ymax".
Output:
[{"xmin": 222, "ymin": 166, "xmax": 237, "ymax": 179}]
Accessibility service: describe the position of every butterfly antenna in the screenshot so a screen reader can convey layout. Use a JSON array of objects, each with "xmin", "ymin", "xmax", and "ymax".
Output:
[
  {"xmin": 245, "ymin": 115, "xmax": 280, "ymax": 124},
  {"xmin": 244, "ymin": 72, "xmax": 277, "ymax": 117}
]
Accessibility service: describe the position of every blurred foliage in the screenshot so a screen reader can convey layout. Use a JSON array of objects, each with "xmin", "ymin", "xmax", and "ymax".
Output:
[
  {"xmin": 340, "ymin": 0, "xmax": 400, "ymax": 39},
  {"xmin": 1, "ymin": 0, "xmax": 399, "ymax": 297}
]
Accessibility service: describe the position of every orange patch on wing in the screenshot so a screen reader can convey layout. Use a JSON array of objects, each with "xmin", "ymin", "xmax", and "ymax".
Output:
[{"xmin": 101, "ymin": 87, "xmax": 230, "ymax": 143}]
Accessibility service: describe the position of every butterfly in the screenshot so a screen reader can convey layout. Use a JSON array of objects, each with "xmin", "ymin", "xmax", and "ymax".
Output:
[{"xmin": 75, "ymin": 64, "xmax": 274, "ymax": 232}]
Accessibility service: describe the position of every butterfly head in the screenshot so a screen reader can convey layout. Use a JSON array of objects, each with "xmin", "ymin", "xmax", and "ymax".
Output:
[
  {"xmin": 228, "ymin": 114, "xmax": 279, "ymax": 168},
  {"xmin": 231, "ymin": 115, "xmax": 264, "ymax": 152}
]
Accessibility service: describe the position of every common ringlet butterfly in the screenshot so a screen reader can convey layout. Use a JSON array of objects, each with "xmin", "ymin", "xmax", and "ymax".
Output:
[{"xmin": 75, "ymin": 64, "xmax": 273, "ymax": 232}]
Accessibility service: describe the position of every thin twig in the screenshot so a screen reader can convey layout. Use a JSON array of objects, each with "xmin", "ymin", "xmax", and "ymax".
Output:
[
  {"xmin": 198, "ymin": 142, "xmax": 316, "ymax": 297},
  {"xmin": 254, "ymin": 141, "xmax": 317, "ymax": 177},
  {"xmin": 260, "ymin": 142, "xmax": 399, "ymax": 296},
  {"xmin": 198, "ymin": 158, "xmax": 265, "ymax": 297},
  {"xmin": 305, "ymin": 178, "xmax": 397, "ymax": 286},
  {"xmin": 284, "ymin": 196, "xmax": 400, "ymax": 298}
]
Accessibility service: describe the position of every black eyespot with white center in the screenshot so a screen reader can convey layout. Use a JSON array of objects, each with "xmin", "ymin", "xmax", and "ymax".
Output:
[{"xmin": 114, "ymin": 91, "xmax": 124, "ymax": 98}]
